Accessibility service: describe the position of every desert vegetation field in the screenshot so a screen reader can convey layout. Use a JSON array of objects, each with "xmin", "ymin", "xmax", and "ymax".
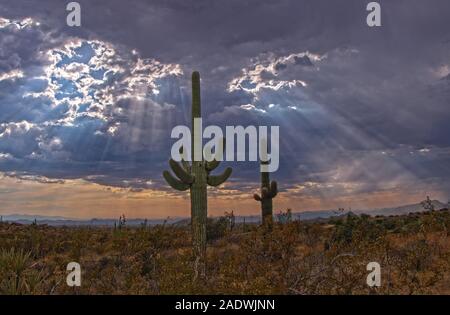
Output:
[{"xmin": 0, "ymin": 209, "xmax": 449, "ymax": 295}]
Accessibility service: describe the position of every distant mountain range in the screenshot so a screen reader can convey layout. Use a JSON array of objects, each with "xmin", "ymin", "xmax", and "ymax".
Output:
[
  {"xmin": 1, "ymin": 199, "xmax": 448, "ymax": 227},
  {"xmin": 357, "ymin": 200, "xmax": 448, "ymax": 217},
  {"xmin": 0, "ymin": 214, "xmax": 75, "ymax": 221}
]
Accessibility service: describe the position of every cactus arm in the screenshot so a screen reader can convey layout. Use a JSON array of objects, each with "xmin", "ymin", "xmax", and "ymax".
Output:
[
  {"xmin": 268, "ymin": 181, "xmax": 278, "ymax": 198},
  {"xmin": 169, "ymin": 159, "xmax": 194, "ymax": 184},
  {"xmin": 181, "ymin": 159, "xmax": 191, "ymax": 172},
  {"xmin": 178, "ymin": 147, "xmax": 191, "ymax": 172},
  {"xmin": 254, "ymin": 193, "xmax": 262, "ymax": 201},
  {"xmin": 206, "ymin": 160, "xmax": 220, "ymax": 172},
  {"xmin": 207, "ymin": 167, "xmax": 232, "ymax": 187},
  {"xmin": 205, "ymin": 138, "xmax": 225, "ymax": 172},
  {"xmin": 163, "ymin": 170, "xmax": 190, "ymax": 191}
]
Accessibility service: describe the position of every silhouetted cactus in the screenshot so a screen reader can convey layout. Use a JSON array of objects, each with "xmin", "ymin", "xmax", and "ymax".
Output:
[
  {"xmin": 254, "ymin": 160, "xmax": 278, "ymax": 226},
  {"xmin": 163, "ymin": 71, "xmax": 232, "ymax": 279},
  {"xmin": 118, "ymin": 214, "xmax": 126, "ymax": 229},
  {"xmin": 277, "ymin": 208, "xmax": 292, "ymax": 224},
  {"xmin": 225, "ymin": 211, "xmax": 235, "ymax": 231}
]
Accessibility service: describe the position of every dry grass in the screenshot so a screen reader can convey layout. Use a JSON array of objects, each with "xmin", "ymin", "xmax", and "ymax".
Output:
[{"xmin": 0, "ymin": 209, "xmax": 448, "ymax": 295}]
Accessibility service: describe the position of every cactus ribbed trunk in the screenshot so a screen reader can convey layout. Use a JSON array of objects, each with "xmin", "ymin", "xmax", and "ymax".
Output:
[
  {"xmin": 254, "ymin": 160, "xmax": 278, "ymax": 227},
  {"xmin": 191, "ymin": 72, "xmax": 207, "ymax": 278},
  {"xmin": 191, "ymin": 164, "xmax": 207, "ymax": 278},
  {"xmin": 261, "ymin": 170, "xmax": 273, "ymax": 225}
]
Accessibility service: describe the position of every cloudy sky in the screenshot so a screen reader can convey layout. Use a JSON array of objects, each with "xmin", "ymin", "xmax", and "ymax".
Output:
[{"xmin": 0, "ymin": 0, "xmax": 449, "ymax": 219}]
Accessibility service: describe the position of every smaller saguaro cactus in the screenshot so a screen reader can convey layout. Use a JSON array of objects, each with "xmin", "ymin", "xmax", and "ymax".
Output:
[
  {"xmin": 254, "ymin": 160, "xmax": 278, "ymax": 226},
  {"xmin": 224, "ymin": 211, "xmax": 235, "ymax": 231}
]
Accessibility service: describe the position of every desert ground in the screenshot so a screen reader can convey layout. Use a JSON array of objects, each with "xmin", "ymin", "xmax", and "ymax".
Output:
[{"xmin": 0, "ymin": 209, "xmax": 449, "ymax": 295}]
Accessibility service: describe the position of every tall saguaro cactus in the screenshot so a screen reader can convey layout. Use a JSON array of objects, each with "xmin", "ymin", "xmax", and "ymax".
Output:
[
  {"xmin": 254, "ymin": 161, "xmax": 278, "ymax": 226},
  {"xmin": 163, "ymin": 71, "xmax": 232, "ymax": 279}
]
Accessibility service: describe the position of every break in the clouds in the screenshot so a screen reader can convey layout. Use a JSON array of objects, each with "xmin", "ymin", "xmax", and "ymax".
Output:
[
  {"xmin": 0, "ymin": 0, "xmax": 450, "ymax": 217},
  {"xmin": 0, "ymin": 16, "xmax": 186, "ymax": 189}
]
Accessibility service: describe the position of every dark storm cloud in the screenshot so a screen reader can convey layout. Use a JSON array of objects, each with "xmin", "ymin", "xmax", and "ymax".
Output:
[{"xmin": 0, "ymin": 0, "xmax": 450, "ymax": 198}]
